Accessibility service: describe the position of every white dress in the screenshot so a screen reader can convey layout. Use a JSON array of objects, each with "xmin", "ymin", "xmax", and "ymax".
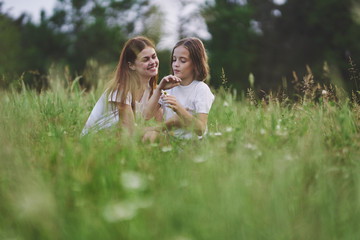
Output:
[{"xmin": 159, "ymin": 80, "xmax": 215, "ymax": 139}]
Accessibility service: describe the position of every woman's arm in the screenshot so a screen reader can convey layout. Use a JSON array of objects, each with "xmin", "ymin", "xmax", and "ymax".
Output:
[
  {"xmin": 115, "ymin": 102, "xmax": 136, "ymax": 135},
  {"xmin": 143, "ymin": 87, "xmax": 162, "ymax": 120},
  {"xmin": 143, "ymin": 75, "xmax": 181, "ymax": 120},
  {"xmin": 154, "ymin": 107, "xmax": 163, "ymax": 122}
]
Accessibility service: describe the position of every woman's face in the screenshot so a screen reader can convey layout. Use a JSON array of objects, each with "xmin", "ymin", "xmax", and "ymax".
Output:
[
  {"xmin": 172, "ymin": 45, "xmax": 194, "ymax": 83},
  {"xmin": 130, "ymin": 47, "xmax": 159, "ymax": 80}
]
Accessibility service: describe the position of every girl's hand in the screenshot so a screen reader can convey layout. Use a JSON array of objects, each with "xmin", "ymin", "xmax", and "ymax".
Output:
[
  {"xmin": 159, "ymin": 75, "xmax": 181, "ymax": 90},
  {"xmin": 162, "ymin": 95, "xmax": 181, "ymax": 113}
]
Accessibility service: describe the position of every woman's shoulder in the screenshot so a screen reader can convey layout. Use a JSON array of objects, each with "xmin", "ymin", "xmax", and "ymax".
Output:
[{"xmin": 107, "ymin": 88, "xmax": 132, "ymax": 104}]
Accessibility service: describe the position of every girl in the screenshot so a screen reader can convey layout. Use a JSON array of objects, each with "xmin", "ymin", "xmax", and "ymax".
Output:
[
  {"xmin": 143, "ymin": 37, "xmax": 214, "ymax": 140},
  {"xmin": 81, "ymin": 36, "xmax": 179, "ymax": 136}
]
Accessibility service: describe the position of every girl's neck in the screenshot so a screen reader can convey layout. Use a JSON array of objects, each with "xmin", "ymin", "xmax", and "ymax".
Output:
[{"xmin": 180, "ymin": 77, "xmax": 194, "ymax": 86}]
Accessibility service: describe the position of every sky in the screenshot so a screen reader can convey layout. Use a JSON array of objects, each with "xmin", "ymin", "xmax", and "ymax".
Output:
[
  {"xmin": 0, "ymin": 0, "xmax": 207, "ymax": 49},
  {"xmin": 1, "ymin": 0, "xmax": 57, "ymax": 22},
  {"xmin": 0, "ymin": 0, "xmax": 286, "ymax": 22},
  {"xmin": 1, "ymin": 0, "xmax": 286, "ymax": 49},
  {"xmin": 1, "ymin": 0, "xmax": 287, "ymax": 23}
]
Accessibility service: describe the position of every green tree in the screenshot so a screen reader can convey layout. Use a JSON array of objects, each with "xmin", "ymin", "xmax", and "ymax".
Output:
[
  {"xmin": 0, "ymin": 3, "xmax": 22, "ymax": 88},
  {"xmin": 203, "ymin": 0, "xmax": 257, "ymax": 90},
  {"xmin": 20, "ymin": 11, "xmax": 69, "ymax": 90},
  {"xmin": 249, "ymin": 0, "xmax": 360, "ymax": 91},
  {"xmin": 52, "ymin": 0, "xmax": 163, "ymax": 88}
]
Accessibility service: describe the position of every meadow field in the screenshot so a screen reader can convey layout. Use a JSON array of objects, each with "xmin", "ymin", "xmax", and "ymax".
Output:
[{"xmin": 1, "ymin": 71, "xmax": 360, "ymax": 240}]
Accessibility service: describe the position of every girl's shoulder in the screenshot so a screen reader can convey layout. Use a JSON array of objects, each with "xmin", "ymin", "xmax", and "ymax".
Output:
[
  {"xmin": 196, "ymin": 80, "xmax": 209, "ymax": 87},
  {"xmin": 193, "ymin": 81, "xmax": 213, "ymax": 93}
]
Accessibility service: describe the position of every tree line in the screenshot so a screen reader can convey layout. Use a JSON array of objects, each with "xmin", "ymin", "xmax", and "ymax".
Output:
[{"xmin": 1, "ymin": 0, "xmax": 360, "ymax": 93}]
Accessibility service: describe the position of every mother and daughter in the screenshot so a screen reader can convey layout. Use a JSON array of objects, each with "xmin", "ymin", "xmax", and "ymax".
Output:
[{"xmin": 81, "ymin": 36, "xmax": 214, "ymax": 141}]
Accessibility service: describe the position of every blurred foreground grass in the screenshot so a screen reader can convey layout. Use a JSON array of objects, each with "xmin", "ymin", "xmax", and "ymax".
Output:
[{"xmin": 1, "ymin": 77, "xmax": 360, "ymax": 240}]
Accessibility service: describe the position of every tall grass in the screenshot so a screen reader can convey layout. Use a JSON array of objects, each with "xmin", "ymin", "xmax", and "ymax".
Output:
[{"xmin": 0, "ymin": 70, "xmax": 360, "ymax": 240}]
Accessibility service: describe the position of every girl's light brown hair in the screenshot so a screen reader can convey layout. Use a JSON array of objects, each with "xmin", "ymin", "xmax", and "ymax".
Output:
[
  {"xmin": 171, "ymin": 37, "xmax": 209, "ymax": 81},
  {"xmin": 108, "ymin": 36, "xmax": 158, "ymax": 110}
]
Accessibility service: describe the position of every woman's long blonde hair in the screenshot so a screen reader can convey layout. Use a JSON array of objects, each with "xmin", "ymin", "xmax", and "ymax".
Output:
[{"xmin": 107, "ymin": 36, "xmax": 158, "ymax": 111}]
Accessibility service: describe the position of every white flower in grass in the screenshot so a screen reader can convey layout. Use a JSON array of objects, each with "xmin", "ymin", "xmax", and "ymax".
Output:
[
  {"xmin": 275, "ymin": 127, "xmax": 288, "ymax": 137},
  {"xmin": 193, "ymin": 156, "xmax": 206, "ymax": 163},
  {"xmin": 223, "ymin": 101, "xmax": 229, "ymax": 107},
  {"xmin": 260, "ymin": 128, "xmax": 266, "ymax": 135},
  {"xmin": 244, "ymin": 143, "xmax": 257, "ymax": 150},
  {"xmin": 121, "ymin": 171, "xmax": 147, "ymax": 191},
  {"xmin": 322, "ymin": 90, "xmax": 328, "ymax": 95},
  {"xmin": 103, "ymin": 201, "xmax": 137, "ymax": 222},
  {"xmin": 161, "ymin": 145, "xmax": 173, "ymax": 152},
  {"xmin": 209, "ymin": 131, "xmax": 222, "ymax": 137},
  {"xmin": 103, "ymin": 198, "xmax": 153, "ymax": 222},
  {"xmin": 225, "ymin": 127, "xmax": 233, "ymax": 132}
]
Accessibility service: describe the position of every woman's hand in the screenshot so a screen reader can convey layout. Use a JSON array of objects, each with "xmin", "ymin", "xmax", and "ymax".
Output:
[{"xmin": 158, "ymin": 75, "xmax": 181, "ymax": 91}]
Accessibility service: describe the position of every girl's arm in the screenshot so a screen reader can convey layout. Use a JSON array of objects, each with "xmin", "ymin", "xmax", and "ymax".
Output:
[
  {"xmin": 143, "ymin": 75, "xmax": 181, "ymax": 120},
  {"xmin": 162, "ymin": 95, "xmax": 208, "ymax": 136}
]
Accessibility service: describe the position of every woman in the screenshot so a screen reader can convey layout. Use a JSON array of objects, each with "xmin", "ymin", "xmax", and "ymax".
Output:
[
  {"xmin": 143, "ymin": 37, "xmax": 214, "ymax": 140},
  {"xmin": 81, "ymin": 36, "xmax": 168, "ymax": 136}
]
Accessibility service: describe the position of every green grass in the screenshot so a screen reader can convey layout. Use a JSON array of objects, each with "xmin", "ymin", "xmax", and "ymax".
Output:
[{"xmin": 1, "ymin": 79, "xmax": 360, "ymax": 240}]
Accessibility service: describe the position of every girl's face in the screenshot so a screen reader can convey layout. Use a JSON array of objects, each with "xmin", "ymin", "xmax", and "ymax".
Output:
[
  {"xmin": 172, "ymin": 45, "xmax": 194, "ymax": 83},
  {"xmin": 130, "ymin": 47, "xmax": 159, "ymax": 80}
]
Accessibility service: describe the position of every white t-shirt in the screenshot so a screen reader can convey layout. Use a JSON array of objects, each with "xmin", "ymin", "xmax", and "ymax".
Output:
[
  {"xmin": 159, "ymin": 80, "xmax": 215, "ymax": 139},
  {"xmin": 81, "ymin": 86, "xmax": 151, "ymax": 136}
]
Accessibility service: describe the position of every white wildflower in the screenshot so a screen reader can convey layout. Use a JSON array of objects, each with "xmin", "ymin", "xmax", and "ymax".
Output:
[
  {"xmin": 103, "ymin": 201, "xmax": 137, "ymax": 222},
  {"xmin": 209, "ymin": 132, "xmax": 222, "ymax": 137},
  {"xmin": 225, "ymin": 127, "xmax": 233, "ymax": 132},
  {"xmin": 244, "ymin": 143, "xmax": 257, "ymax": 150},
  {"xmin": 161, "ymin": 145, "xmax": 173, "ymax": 152},
  {"xmin": 120, "ymin": 171, "xmax": 147, "ymax": 191},
  {"xmin": 260, "ymin": 128, "xmax": 266, "ymax": 135},
  {"xmin": 223, "ymin": 101, "xmax": 229, "ymax": 107},
  {"xmin": 103, "ymin": 198, "xmax": 153, "ymax": 222},
  {"xmin": 193, "ymin": 156, "xmax": 206, "ymax": 163}
]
